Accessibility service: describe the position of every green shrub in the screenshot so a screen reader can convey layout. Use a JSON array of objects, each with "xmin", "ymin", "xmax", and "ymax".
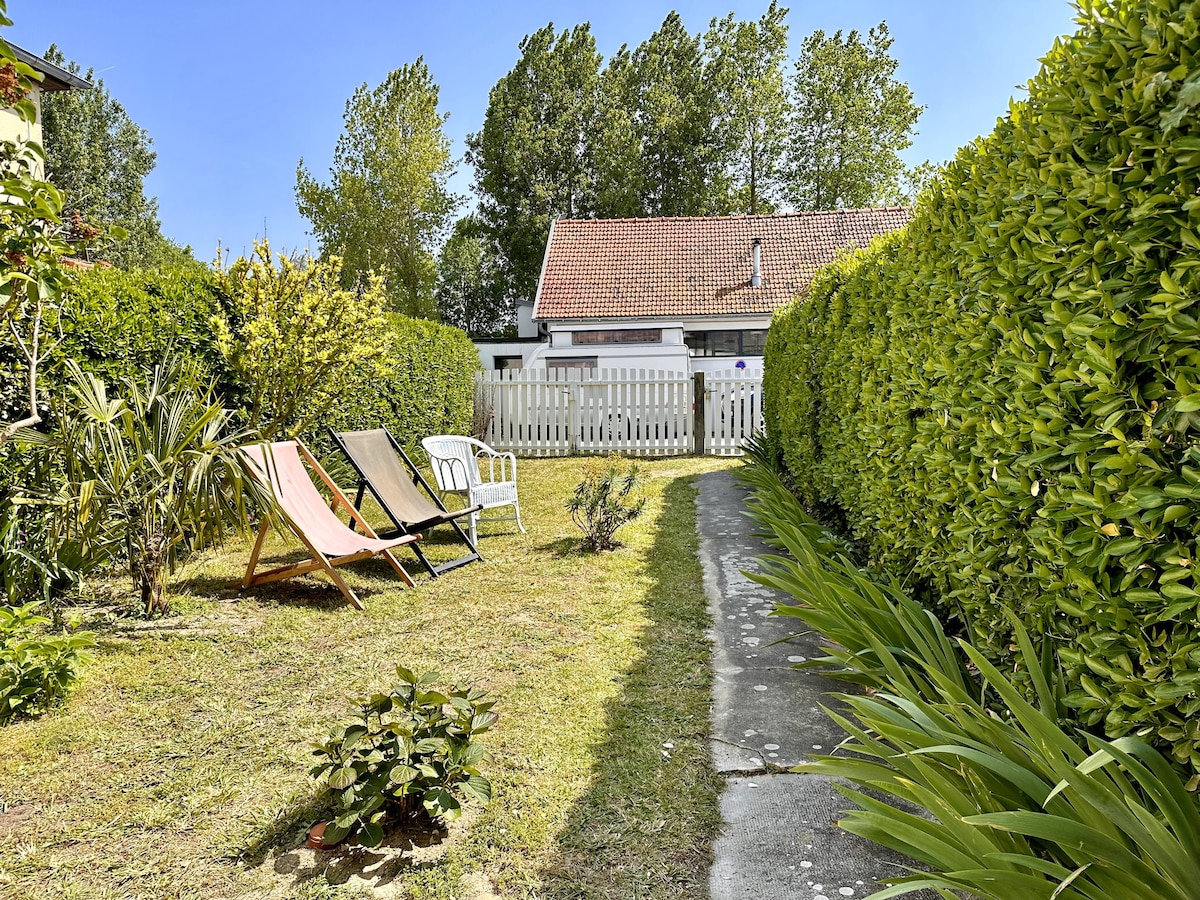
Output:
[
  {"xmin": 763, "ymin": 0, "xmax": 1200, "ymax": 771},
  {"xmin": 53, "ymin": 262, "xmax": 233, "ymax": 391},
  {"xmin": 0, "ymin": 601, "xmax": 94, "ymax": 723},
  {"xmin": 741, "ymin": 454, "xmax": 1200, "ymax": 900},
  {"xmin": 214, "ymin": 241, "xmax": 391, "ymax": 441},
  {"xmin": 310, "ymin": 666, "xmax": 496, "ymax": 846},
  {"xmin": 565, "ymin": 455, "xmax": 646, "ymax": 551},
  {"xmin": 0, "ymin": 491, "xmax": 94, "ymax": 607}
]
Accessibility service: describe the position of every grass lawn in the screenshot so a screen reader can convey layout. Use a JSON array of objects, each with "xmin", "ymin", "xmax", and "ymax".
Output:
[{"xmin": 0, "ymin": 455, "xmax": 736, "ymax": 900}]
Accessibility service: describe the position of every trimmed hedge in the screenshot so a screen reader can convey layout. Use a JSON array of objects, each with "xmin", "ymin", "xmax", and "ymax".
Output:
[
  {"xmin": 316, "ymin": 313, "xmax": 478, "ymax": 455},
  {"xmin": 764, "ymin": 0, "xmax": 1200, "ymax": 771},
  {"xmin": 58, "ymin": 268, "xmax": 477, "ymax": 451},
  {"xmin": 53, "ymin": 263, "xmax": 235, "ymax": 390}
]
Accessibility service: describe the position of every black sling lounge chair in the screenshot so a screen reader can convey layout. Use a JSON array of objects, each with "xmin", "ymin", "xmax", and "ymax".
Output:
[{"xmin": 329, "ymin": 427, "xmax": 483, "ymax": 578}]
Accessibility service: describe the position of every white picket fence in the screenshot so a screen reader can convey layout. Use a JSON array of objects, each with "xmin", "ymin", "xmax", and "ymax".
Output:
[{"xmin": 477, "ymin": 368, "xmax": 762, "ymax": 457}]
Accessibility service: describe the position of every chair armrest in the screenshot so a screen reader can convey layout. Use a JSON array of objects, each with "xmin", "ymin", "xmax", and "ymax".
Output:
[{"xmin": 475, "ymin": 447, "xmax": 517, "ymax": 484}]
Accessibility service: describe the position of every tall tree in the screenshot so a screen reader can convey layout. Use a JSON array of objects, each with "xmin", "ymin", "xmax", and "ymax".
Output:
[
  {"xmin": 467, "ymin": 24, "xmax": 601, "ymax": 305},
  {"xmin": 296, "ymin": 59, "xmax": 455, "ymax": 318},
  {"xmin": 706, "ymin": 3, "xmax": 790, "ymax": 214},
  {"xmin": 590, "ymin": 46, "xmax": 643, "ymax": 219},
  {"xmin": 786, "ymin": 23, "xmax": 923, "ymax": 210},
  {"xmin": 39, "ymin": 46, "xmax": 187, "ymax": 268},
  {"xmin": 435, "ymin": 215, "xmax": 512, "ymax": 338},
  {"xmin": 624, "ymin": 12, "xmax": 727, "ymax": 216}
]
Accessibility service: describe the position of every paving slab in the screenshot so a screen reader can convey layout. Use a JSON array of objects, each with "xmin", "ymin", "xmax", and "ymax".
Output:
[
  {"xmin": 710, "ymin": 775, "xmax": 924, "ymax": 900},
  {"xmin": 698, "ymin": 470, "xmax": 854, "ymax": 772},
  {"xmin": 698, "ymin": 470, "xmax": 938, "ymax": 900}
]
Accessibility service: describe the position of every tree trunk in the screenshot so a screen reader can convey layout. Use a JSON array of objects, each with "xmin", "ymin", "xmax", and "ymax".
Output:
[{"xmin": 138, "ymin": 532, "xmax": 169, "ymax": 615}]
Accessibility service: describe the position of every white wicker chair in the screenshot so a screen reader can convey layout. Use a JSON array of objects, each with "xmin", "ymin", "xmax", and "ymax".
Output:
[{"xmin": 421, "ymin": 435, "xmax": 525, "ymax": 543}]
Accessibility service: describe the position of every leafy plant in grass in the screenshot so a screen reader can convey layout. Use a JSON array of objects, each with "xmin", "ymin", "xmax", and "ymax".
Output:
[
  {"xmin": 566, "ymin": 454, "xmax": 646, "ymax": 551},
  {"xmin": 19, "ymin": 357, "xmax": 256, "ymax": 615},
  {"xmin": 740, "ymin": 454, "xmax": 1200, "ymax": 900},
  {"xmin": 310, "ymin": 666, "xmax": 496, "ymax": 847},
  {"xmin": 0, "ymin": 601, "xmax": 94, "ymax": 723}
]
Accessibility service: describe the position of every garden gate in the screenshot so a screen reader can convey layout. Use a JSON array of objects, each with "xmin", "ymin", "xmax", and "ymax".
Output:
[{"xmin": 476, "ymin": 368, "xmax": 762, "ymax": 457}]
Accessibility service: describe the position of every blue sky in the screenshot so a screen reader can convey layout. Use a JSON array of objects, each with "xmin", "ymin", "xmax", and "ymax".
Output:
[{"xmin": 9, "ymin": 1, "xmax": 1080, "ymax": 260}]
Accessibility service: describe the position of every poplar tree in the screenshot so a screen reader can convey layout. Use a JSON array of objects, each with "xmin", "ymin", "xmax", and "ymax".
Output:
[
  {"xmin": 435, "ymin": 215, "xmax": 512, "ymax": 338},
  {"xmin": 296, "ymin": 59, "xmax": 455, "ymax": 318},
  {"xmin": 40, "ymin": 46, "xmax": 185, "ymax": 268},
  {"xmin": 466, "ymin": 24, "xmax": 601, "ymax": 305},
  {"xmin": 623, "ymin": 12, "xmax": 726, "ymax": 216},
  {"xmin": 706, "ymin": 2, "xmax": 790, "ymax": 214},
  {"xmin": 786, "ymin": 23, "xmax": 923, "ymax": 210}
]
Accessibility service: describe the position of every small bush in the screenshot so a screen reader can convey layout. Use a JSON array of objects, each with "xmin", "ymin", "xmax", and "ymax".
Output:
[
  {"xmin": 0, "ymin": 601, "xmax": 94, "ymax": 723},
  {"xmin": 214, "ymin": 240, "xmax": 391, "ymax": 441},
  {"xmin": 566, "ymin": 455, "xmax": 646, "ymax": 551},
  {"xmin": 310, "ymin": 666, "xmax": 496, "ymax": 847}
]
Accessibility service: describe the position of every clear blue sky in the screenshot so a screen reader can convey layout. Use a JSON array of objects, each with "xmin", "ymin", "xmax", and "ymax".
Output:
[{"xmin": 9, "ymin": 1, "xmax": 1080, "ymax": 261}]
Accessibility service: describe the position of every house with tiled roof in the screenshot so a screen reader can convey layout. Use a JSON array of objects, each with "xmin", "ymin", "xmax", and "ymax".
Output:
[{"xmin": 478, "ymin": 208, "xmax": 911, "ymax": 375}]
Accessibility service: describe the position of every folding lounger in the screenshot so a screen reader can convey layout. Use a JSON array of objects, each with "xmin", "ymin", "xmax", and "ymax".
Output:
[
  {"xmin": 329, "ymin": 427, "xmax": 483, "ymax": 578},
  {"xmin": 238, "ymin": 440, "xmax": 421, "ymax": 610}
]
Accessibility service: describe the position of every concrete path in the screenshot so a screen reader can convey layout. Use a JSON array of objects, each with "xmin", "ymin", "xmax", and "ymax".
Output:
[{"xmin": 697, "ymin": 470, "xmax": 934, "ymax": 900}]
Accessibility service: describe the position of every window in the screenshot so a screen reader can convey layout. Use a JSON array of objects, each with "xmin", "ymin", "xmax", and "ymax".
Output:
[
  {"xmin": 572, "ymin": 329, "xmax": 662, "ymax": 345},
  {"xmin": 547, "ymin": 356, "xmax": 598, "ymax": 371},
  {"xmin": 741, "ymin": 330, "xmax": 769, "ymax": 355},
  {"xmin": 684, "ymin": 329, "xmax": 769, "ymax": 357},
  {"xmin": 494, "ymin": 355, "xmax": 522, "ymax": 371}
]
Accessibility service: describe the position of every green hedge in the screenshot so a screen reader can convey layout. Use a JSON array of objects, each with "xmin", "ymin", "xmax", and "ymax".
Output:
[
  {"xmin": 56, "ymin": 268, "xmax": 477, "ymax": 451},
  {"xmin": 52, "ymin": 263, "xmax": 235, "ymax": 389},
  {"xmin": 315, "ymin": 313, "xmax": 478, "ymax": 457},
  {"xmin": 3, "ymin": 264, "xmax": 478, "ymax": 493},
  {"xmin": 764, "ymin": 0, "xmax": 1200, "ymax": 771}
]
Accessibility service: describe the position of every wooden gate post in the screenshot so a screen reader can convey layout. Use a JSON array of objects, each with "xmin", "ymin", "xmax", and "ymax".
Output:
[{"xmin": 692, "ymin": 372, "xmax": 705, "ymax": 456}]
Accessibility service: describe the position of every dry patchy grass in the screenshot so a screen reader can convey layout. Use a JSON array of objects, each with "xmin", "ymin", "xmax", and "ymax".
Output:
[{"xmin": 0, "ymin": 456, "xmax": 736, "ymax": 900}]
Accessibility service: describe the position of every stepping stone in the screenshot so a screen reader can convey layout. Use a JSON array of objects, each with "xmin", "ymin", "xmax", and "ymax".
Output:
[{"xmin": 711, "ymin": 775, "xmax": 935, "ymax": 900}]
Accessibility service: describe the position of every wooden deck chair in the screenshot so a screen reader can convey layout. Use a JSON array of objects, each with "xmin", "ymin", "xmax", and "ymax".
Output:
[
  {"xmin": 237, "ymin": 440, "xmax": 420, "ymax": 610},
  {"xmin": 329, "ymin": 427, "xmax": 483, "ymax": 578}
]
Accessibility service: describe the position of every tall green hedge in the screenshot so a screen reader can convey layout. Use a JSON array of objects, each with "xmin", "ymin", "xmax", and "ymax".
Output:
[
  {"xmin": 764, "ymin": 0, "xmax": 1200, "ymax": 771},
  {"xmin": 53, "ymin": 263, "xmax": 235, "ymax": 389},
  {"xmin": 317, "ymin": 313, "xmax": 478, "ymax": 454},
  {"xmin": 3, "ymin": 265, "xmax": 478, "ymax": 488}
]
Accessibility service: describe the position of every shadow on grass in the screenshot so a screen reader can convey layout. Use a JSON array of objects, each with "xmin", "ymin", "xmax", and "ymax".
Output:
[
  {"xmin": 536, "ymin": 536, "xmax": 585, "ymax": 558},
  {"xmin": 233, "ymin": 789, "xmax": 454, "ymax": 895},
  {"xmin": 536, "ymin": 475, "xmax": 723, "ymax": 899}
]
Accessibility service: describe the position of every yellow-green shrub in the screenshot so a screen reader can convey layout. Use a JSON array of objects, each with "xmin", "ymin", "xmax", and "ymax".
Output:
[{"xmin": 764, "ymin": 0, "xmax": 1200, "ymax": 771}]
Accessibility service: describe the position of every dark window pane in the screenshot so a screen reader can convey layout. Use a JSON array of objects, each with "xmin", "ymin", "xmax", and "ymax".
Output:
[
  {"xmin": 741, "ymin": 330, "xmax": 769, "ymax": 355},
  {"xmin": 574, "ymin": 329, "xmax": 661, "ymax": 344},
  {"xmin": 548, "ymin": 357, "xmax": 597, "ymax": 370}
]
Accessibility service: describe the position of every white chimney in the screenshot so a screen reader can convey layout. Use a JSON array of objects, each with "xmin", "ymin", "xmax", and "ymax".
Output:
[{"xmin": 751, "ymin": 238, "xmax": 762, "ymax": 288}]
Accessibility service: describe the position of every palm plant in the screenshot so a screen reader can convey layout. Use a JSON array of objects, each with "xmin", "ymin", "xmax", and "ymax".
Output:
[{"xmin": 23, "ymin": 358, "xmax": 256, "ymax": 614}]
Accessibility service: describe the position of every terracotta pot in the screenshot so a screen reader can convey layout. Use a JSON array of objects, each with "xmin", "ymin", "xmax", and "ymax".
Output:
[{"xmin": 307, "ymin": 820, "xmax": 340, "ymax": 850}]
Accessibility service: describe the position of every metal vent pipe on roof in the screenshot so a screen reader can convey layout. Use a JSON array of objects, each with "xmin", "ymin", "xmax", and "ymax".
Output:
[{"xmin": 751, "ymin": 238, "xmax": 762, "ymax": 288}]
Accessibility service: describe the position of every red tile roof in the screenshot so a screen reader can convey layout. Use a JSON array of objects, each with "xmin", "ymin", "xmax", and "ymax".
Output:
[{"xmin": 533, "ymin": 208, "xmax": 912, "ymax": 320}]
